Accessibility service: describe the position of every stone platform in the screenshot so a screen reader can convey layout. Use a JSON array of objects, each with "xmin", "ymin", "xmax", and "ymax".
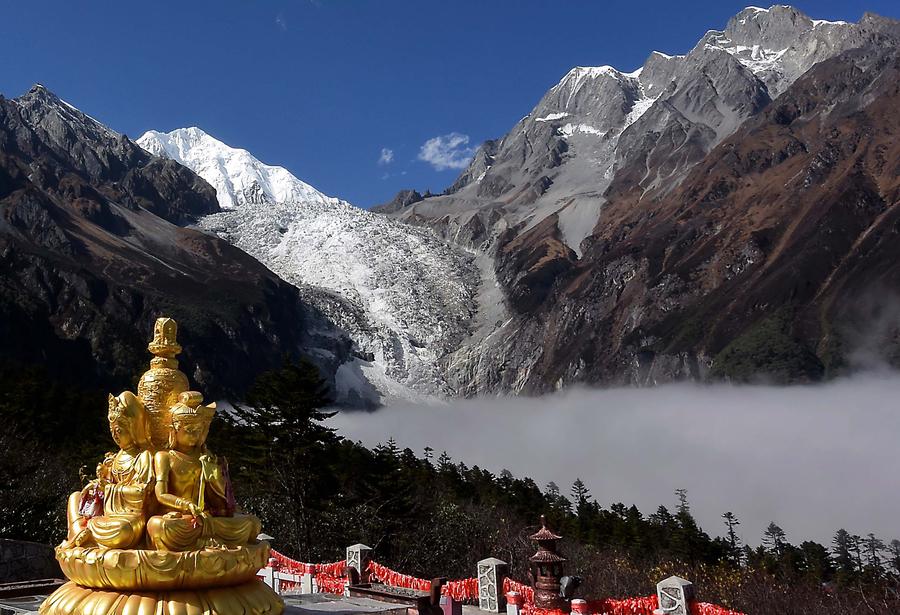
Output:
[
  {"xmin": 1, "ymin": 588, "xmax": 486, "ymax": 615},
  {"xmin": 1, "ymin": 592, "xmax": 413, "ymax": 615},
  {"xmin": 283, "ymin": 593, "xmax": 407, "ymax": 615},
  {"xmin": 281, "ymin": 594, "xmax": 482, "ymax": 615}
]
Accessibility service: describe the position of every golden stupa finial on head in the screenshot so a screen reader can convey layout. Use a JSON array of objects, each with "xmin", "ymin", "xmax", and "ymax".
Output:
[{"xmin": 148, "ymin": 317, "xmax": 182, "ymax": 359}]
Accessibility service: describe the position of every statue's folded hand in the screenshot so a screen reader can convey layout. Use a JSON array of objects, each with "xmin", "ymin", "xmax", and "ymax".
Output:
[{"xmin": 198, "ymin": 454, "xmax": 222, "ymax": 482}]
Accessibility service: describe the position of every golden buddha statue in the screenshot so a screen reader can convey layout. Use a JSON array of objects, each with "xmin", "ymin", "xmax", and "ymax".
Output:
[
  {"xmin": 41, "ymin": 317, "xmax": 282, "ymax": 615},
  {"xmin": 63, "ymin": 392, "xmax": 153, "ymax": 550},
  {"xmin": 148, "ymin": 391, "xmax": 261, "ymax": 551}
]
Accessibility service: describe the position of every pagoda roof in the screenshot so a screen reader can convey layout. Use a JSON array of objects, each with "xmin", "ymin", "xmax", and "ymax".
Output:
[
  {"xmin": 529, "ymin": 515, "xmax": 562, "ymax": 541},
  {"xmin": 530, "ymin": 526, "xmax": 563, "ymax": 541},
  {"xmin": 530, "ymin": 549, "xmax": 567, "ymax": 563}
]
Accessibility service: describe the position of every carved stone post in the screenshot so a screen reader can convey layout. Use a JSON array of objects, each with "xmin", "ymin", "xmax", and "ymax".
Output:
[
  {"xmin": 477, "ymin": 557, "xmax": 508, "ymax": 612},
  {"xmin": 346, "ymin": 543, "xmax": 372, "ymax": 583},
  {"xmin": 655, "ymin": 576, "xmax": 694, "ymax": 615}
]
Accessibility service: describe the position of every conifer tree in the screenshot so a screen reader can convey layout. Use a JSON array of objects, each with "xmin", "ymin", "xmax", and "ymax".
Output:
[
  {"xmin": 799, "ymin": 541, "xmax": 833, "ymax": 581},
  {"xmin": 230, "ymin": 357, "xmax": 337, "ymax": 558},
  {"xmin": 571, "ymin": 478, "xmax": 591, "ymax": 505},
  {"xmin": 675, "ymin": 488, "xmax": 690, "ymax": 514},
  {"xmin": 863, "ymin": 533, "xmax": 885, "ymax": 575},
  {"xmin": 437, "ymin": 451, "xmax": 453, "ymax": 472},
  {"xmin": 722, "ymin": 512, "xmax": 742, "ymax": 563},
  {"xmin": 851, "ymin": 534, "xmax": 864, "ymax": 573},
  {"xmin": 762, "ymin": 522, "xmax": 787, "ymax": 556},
  {"xmin": 546, "ymin": 481, "xmax": 560, "ymax": 498},
  {"xmin": 832, "ymin": 529, "xmax": 856, "ymax": 578},
  {"xmin": 888, "ymin": 539, "xmax": 900, "ymax": 575}
]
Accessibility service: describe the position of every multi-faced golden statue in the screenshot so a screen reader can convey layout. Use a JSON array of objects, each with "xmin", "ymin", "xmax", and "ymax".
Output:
[{"xmin": 41, "ymin": 318, "xmax": 283, "ymax": 615}]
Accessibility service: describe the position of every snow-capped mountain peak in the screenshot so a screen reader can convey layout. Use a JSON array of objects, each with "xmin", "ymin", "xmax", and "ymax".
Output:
[{"xmin": 137, "ymin": 127, "xmax": 335, "ymax": 209}]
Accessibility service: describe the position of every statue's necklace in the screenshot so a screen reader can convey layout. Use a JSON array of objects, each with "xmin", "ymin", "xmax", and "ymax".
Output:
[
  {"xmin": 111, "ymin": 450, "xmax": 136, "ymax": 480},
  {"xmin": 171, "ymin": 450, "xmax": 200, "ymax": 464}
]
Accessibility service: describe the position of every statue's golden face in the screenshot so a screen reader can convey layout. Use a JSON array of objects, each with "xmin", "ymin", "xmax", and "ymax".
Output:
[
  {"xmin": 172, "ymin": 419, "xmax": 204, "ymax": 451},
  {"xmin": 110, "ymin": 417, "xmax": 135, "ymax": 450},
  {"xmin": 108, "ymin": 392, "xmax": 150, "ymax": 450}
]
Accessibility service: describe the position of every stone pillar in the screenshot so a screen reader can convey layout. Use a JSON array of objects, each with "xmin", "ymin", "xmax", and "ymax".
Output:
[
  {"xmin": 346, "ymin": 543, "xmax": 373, "ymax": 581},
  {"xmin": 656, "ymin": 576, "xmax": 694, "ymax": 615},
  {"xmin": 569, "ymin": 599, "xmax": 588, "ymax": 615},
  {"xmin": 505, "ymin": 592, "xmax": 523, "ymax": 615},
  {"xmin": 273, "ymin": 572, "xmax": 283, "ymax": 594},
  {"xmin": 440, "ymin": 595, "xmax": 462, "ymax": 615},
  {"xmin": 258, "ymin": 560, "xmax": 275, "ymax": 590},
  {"xmin": 477, "ymin": 557, "xmax": 508, "ymax": 612},
  {"xmin": 301, "ymin": 571, "xmax": 314, "ymax": 594}
]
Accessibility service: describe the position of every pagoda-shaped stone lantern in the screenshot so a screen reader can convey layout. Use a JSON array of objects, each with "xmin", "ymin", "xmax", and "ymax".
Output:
[{"xmin": 528, "ymin": 515, "xmax": 567, "ymax": 610}]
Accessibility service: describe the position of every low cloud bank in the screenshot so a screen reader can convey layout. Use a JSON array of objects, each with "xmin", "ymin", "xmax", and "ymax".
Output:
[{"xmin": 331, "ymin": 373, "xmax": 900, "ymax": 547}]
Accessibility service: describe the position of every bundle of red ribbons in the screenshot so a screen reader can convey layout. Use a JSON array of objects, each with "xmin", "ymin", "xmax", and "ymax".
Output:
[
  {"xmin": 366, "ymin": 561, "xmax": 480, "ymax": 602},
  {"xmin": 522, "ymin": 597, "xmax": 744, "ymax": 615},
  {"xmin": 315, "ymin": 572, "xmax": 347, "ymax": 595},
  {"xmin": 269, "ymin": 550, "xmax": 345, "ymax": 576},
  {"xmin": 503, "ymin": 578, "xmax": 536, "ymax": 605}
]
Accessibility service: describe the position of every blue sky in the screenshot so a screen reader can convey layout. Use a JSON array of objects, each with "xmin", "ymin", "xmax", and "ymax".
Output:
[{"xmin": 2, "ymin": 0, "xmax": 897, "ymax": 207}]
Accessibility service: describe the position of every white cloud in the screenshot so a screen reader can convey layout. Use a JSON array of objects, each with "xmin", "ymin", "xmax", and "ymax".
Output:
[
  {"xmin": 417, "ymin": 132, "xmax": 475, "ymax": 171},
  {"xmin": 378, "ymin": 147, "xmax": 394, "ymax": 166},
  {"xmin": 332, "ymin": 372, "xmax": 900, "ymax": 547},
  {"xmin": 275, "ymin": 13, "xmax": 288, "ymax": 31}
]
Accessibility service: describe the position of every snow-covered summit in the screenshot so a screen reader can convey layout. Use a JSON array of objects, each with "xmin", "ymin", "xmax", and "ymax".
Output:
[
  {"xmin": 701, "ymin": 5, "xmax": 863, "ymax": 95},
  {"xmin": 137, "ymin": 127, "xmax": 335, "ymax": 209}
]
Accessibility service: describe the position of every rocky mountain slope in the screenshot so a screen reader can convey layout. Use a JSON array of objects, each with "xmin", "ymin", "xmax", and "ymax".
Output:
[
  {"xmin": 138, "ymin": 128, "xmax": 479, "ymax": 400},
  {"xmin": 381, "ymin": 6, "xmax": 900, "ymax": 393},
  {"xmin": 0, "ymin": 85, "xmax": 355, "ymax": 398}
]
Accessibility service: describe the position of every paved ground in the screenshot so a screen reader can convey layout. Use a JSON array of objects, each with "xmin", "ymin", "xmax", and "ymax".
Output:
[
  {"xmin": 0, "ymin": 594, "xmax": 47, "ymax": 615},
  {"xmin": 284, "ymin": 593, "xmax": 408, "ymax": 615},
  {"xmin": 283, "ymin": 595, "xmax": 486, "ymax": 615}
]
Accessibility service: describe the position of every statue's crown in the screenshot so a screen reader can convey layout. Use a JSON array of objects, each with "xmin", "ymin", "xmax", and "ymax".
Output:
[
  {"xmin": 107, "ymin": 391, "xmax": 143, "ymax": 423},
  {"xmin": 170, "ymin": 391, "xmax": 216, "ymax": 424}
]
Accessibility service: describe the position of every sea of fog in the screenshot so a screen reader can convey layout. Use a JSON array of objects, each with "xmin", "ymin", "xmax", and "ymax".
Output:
[{"xmin": 331, "ymin": 373, "xmax": 900, "ymax": 548}]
